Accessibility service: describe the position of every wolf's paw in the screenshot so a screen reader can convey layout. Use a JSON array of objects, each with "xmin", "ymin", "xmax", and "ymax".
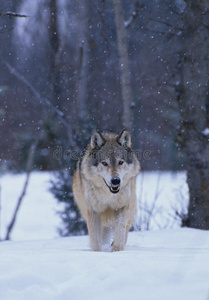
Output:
[
  {"xmin": 91, "ymin": 244, "xmax": 101, "ymax": 251},
  {"xmin": 111, "ymin": 244, "xmax": 124, "ymax": 252}
]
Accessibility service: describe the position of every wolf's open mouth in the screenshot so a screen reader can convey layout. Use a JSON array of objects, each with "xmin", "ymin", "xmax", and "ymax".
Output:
[
  {"xmin": 103, "ymin": 179, "xmax": 120, "ymax": 194},
  {"xmin": 110, "ymin": 186, "xmax": 120, "ymax": 194}
]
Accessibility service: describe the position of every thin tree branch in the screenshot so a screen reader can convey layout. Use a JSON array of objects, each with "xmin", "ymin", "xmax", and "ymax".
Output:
[
  {"xmin": 1, "ymin": 58, "xmax": 80, "ymax": 150},
  {"xmin": 147, "ymin": 17, "xmax": 173, "ymax": 29},
  {"xmin": 124, "ymin": 1, "xmax": 140, "ymax": 29},
  {"xmin": 5, "ymin": 141, "xmax": 37, "ymax": 240},
  {"xmin": 1, "ymin": 59, "xmax": 69, "ymax": 130},
  {"xmin": 0, "ymin": 12, "xmax": 29, "ymax": 18}
]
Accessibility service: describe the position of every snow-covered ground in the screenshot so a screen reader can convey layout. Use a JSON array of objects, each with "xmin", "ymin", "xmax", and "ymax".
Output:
[
  {"xmin": 135, "ymin": 171, "xmax": 188, "ymax": 230},
  {"xmin": 0, "ymin": 172, "xmax": 63, "ymax": 241},
  {"xmin": 0, "ymin": 229, "xmax": 209, "ymax": 300},
  {"xmin": 1, "ymin": 171, "xmax": 208, "ymax": 300},
  {"xmin": 0, "ymin": 171, "xmax": 188, "ymax": 241}
]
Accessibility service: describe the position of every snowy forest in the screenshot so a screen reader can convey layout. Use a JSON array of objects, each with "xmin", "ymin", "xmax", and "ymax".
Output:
[
  {"xmin": 1, "ymin": 1, "xmax": 209, "ymax": 299},
  {"xmin": 1, "ymin": 0, "xmax": 188, "ymax": 172},
  {"xmin": 1, "ymin": 0, "xmax": 209, "ymax": 237}
]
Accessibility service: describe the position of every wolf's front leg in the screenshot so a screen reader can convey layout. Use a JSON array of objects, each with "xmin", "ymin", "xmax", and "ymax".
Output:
[
  {"xmin": 112, "ymin": 231, "xmax": 126, "ymax": 252},
  {"xmin": 87, "ymin": 210, "xmax": 101, "ymax": 251},
  {"xmin": 112, "ymin": 208, "xmax": 127, "ymax": 252}
]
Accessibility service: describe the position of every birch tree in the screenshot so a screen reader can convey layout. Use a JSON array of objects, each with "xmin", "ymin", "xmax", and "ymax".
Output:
[
  {"xmin": 76, "ymin": 0, "xmax": 90, "ymax": 121},
  {"xmin": 112, "ymin": 0, "xmax": 134, "ymax": 131},
  {"xmin": 48, "ymin": 0, "xmax": 62, "ymax": 108}
]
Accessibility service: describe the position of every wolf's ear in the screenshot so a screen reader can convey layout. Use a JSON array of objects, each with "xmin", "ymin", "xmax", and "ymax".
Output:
[
  {"xmin": 117, "ymin": 129, "xmax": 131, "ymax": 148},
  {"xmin": 90, "ymin": 131, "xmax": 105, "ymax": 149}
]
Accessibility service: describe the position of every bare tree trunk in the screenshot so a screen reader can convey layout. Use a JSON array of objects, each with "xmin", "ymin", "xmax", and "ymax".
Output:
[
  {"xmin": 76, "ymin": 0, "xmax": 90, "ymax": 121},
  {"xmin": 175, "ymin": 2, "xmax": 209, "ymax": 229},
  {"xmin": 112, "ymin": 0, "xmax": 133, "ymax": 131},
  {"xmin": 5, "ymin": 142, "xmax": 37, "ymax": 240},
  {"xmin": 48, "ymin": 0, "xmax": 62, "ymax": 109}
]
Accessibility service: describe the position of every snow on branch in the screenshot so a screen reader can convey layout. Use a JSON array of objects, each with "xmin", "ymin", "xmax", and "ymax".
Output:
[
  {"xmin": 202, "ymin": 128, "xmax": 209, "ymax": 136},
  {"xmin": 0, "ymin": 12, "xmax": 29, "ymax": 18},
  {"xmin": 124, "ymin": 2, "xmax": 140, "ymax": 29}
]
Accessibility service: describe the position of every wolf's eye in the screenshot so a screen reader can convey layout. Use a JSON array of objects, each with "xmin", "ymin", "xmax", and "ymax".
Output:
[
  {"xmin": 119, "ymin": 160, "xmax": 124, "ymax": 165},
  {"xmin": 102, "ymin": 161, "xmax": 108, "ymax": 166}
]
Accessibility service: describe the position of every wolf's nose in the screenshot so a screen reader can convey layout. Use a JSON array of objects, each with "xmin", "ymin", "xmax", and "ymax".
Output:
[{"xmin": 111, "ymin": 177, "xmax": 120, "ymax": 187}]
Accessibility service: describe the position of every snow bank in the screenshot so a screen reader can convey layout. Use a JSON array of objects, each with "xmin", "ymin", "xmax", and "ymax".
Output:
[
  {"xmin": 0, "ymin": 172, "xmax": 63, "ymax": 241},
  {"xmin": 0, "ymin": 171, "xmax": 188, "ymax": 241},
  {"xmin": 136, "ymin": 171, "xmax": 188, "ymax": 230},
  {"xmin": 0, "ymin": 172, "xmax": 208, "ymax": 300},
  {"xmin": 0, "ymin": 229, "xmax": 209, "ymax": 300}
]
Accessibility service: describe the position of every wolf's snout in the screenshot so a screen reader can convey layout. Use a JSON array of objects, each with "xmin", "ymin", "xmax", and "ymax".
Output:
[
  {"xmin": 110, "ymin": 177, "xmax": 120, "ymax": 194},
  {"xmin": 111, "ymin": 177, "xmax": 120, "ymax": 187}
]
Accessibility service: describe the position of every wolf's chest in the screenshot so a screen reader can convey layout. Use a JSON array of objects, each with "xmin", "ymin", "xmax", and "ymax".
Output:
[{"xmin": 86, "ymin": 183, "xmax": 131, "ymax": 213}]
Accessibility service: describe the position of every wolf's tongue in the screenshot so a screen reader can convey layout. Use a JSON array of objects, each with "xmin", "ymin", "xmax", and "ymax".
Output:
[
  {"xmin": 111, "ymin": 186, "xmax": 119, "ymax": 191},
  {"xmin": 110, "ymin": 186, "xmax": 120, "ymax": 194}
]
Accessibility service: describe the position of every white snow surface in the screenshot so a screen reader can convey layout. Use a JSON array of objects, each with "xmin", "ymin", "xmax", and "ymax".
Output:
[
  {"xmin": 0, "ymin": 171, "xmax": 208, "ymax": 299},
  {"xmin": 0, "ymin": 229, "xmax": 209, "ymax": 300},
  {"xmin": 0, "ymin": 171, "xmax": 188, "ymax": 241},
  {"xmin": 0, "ymin": 172, "xmax": 63, "ymax": 241}
]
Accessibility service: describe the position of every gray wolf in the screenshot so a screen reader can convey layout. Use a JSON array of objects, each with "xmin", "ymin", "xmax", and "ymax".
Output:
[{"xmin": 72, "ymin": 129, "xmax": 140, "ymax": 251}]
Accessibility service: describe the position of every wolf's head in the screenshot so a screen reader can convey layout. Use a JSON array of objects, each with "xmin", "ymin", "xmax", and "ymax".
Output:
[{"xmin": 85, "ymin": 129, "xmax": 140, "ymax": 194}]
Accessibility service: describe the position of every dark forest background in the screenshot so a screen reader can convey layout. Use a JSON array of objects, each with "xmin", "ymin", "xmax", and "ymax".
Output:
[
  {"xmin": 1, "ymin": 0, "xmax": 186, "ymax": 172},
  {"xmin": 1, "ymin": 0, "xmax": 209, "ymax": 231}
]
